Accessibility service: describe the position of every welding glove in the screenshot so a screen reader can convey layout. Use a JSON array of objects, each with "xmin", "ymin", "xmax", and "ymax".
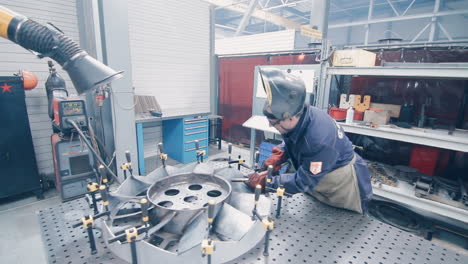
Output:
[
  {"xmin": 245, "ymin": 170, "xmax": 268, "ymax": 191},
  {"xmin": 262, "ymin": 147, "xmax": 287, "ymax": 173}
]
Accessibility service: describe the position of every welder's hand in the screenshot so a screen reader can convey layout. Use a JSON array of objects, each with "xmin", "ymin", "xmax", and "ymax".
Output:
[
  {"xmin": 262, "ymin": 147, "xmax": 286, "ymax": 173},
  {"xmin": 245, "ymin": 171, "xmax": 268, "ymax": 191}
]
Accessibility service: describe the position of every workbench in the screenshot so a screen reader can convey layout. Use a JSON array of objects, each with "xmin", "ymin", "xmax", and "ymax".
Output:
[{"xmin": 38, "ymin": 167, "xmax": 467, "ymax": 264}]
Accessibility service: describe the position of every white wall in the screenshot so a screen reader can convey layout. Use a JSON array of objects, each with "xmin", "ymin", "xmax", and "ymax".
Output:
[
  {"xmin": 0, "ymin": 0, "xmax": 80, "ymax": 175},
  {"xmin": 215, "ymin": 29, "xmax": 297, "ymax": 55},
  {"xmin": 127, "ymin": 0, "xmax": 211, "ymax": 117}
]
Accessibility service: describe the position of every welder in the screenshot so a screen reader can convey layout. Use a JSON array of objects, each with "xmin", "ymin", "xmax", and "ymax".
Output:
[{"xmin": 246, "ymin": 68, "xmax": 373, "ymax": 214}]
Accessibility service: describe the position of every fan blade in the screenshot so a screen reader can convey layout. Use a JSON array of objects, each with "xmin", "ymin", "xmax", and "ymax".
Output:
[
  {"xmin": 146, "ymin": 211, "xmax": 177, "ymax": 238},
  {"xmin": 114, "ymin": 175, "xmax": 151, "ymax": 196},
  {"xmin": 107, "ymin": 192, "xmax": 142, "ymax": 220},
  {"xmin": 212, "ymin": 203, "xmax": 254, "ymax": 241},
  {"xmin": 177, "ymin": 211, "xmax": 208, "ymax": 254},
  {"xmin": 142, "ymin": 165, "xmax": 179, "ymax": 184},
  {"xmin": 228, "ymin": 192, "xmax": 271, "ymax": 217}
]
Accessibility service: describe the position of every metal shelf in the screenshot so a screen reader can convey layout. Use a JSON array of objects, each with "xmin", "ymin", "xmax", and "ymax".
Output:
[
  {"xmin": 327, "ymin": 65, "xmax": 468, "ymax": 79},
  {"xmin": 341, "ymin": 122, "xmax": 468, "ymax": 152},
  {"xmin": 373, "ymin": 182, "xmax": 468, "ymax": 226}
]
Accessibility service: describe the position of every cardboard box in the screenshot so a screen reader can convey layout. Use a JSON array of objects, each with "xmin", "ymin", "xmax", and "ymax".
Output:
[
  {"xmin": 369, "ymin": 103, "xmax": 401, "ymax": 118},
  {"xmin": 364, "ymin": 110, "xmax": 390, "ymax": 125},
  {"xmin": 332, "ymin": 49, "xmax": 376, "ymax": 67}
]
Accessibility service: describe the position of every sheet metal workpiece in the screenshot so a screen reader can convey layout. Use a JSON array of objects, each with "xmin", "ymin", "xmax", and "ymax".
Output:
[{"xmin": 99, "ymin": 162, "xmax": 273, "ymax": 264}]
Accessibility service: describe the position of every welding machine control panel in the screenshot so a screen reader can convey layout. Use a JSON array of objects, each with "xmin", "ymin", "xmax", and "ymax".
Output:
[
  {"xmin": 62, "ymin": 101, "xmax": 84, "ymax": 116},
  {"xmin": 54, "ymin": 99, "xmax": 88, "ymax": 132}
]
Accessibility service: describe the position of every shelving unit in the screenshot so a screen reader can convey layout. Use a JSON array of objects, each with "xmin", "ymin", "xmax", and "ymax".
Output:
[
  {"xmin": 327, "ymin": 63, "xmax": 468, "ymax": 224},
  {"xmin": 340, "ymin": 123, "xmax": 468, "ymax": 152},
  {"xmin": 327, "ymin": 64, "xmax": 468, "ymax": 79}
]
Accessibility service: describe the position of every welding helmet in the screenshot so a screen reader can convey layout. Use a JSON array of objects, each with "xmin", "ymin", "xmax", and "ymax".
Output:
[{"xmin": 259, "ymin": 67, "xmax": 306, "ymax": 120}]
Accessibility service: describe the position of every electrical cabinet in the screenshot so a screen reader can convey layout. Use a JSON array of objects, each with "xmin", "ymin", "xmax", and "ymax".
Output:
[
  {"xmin": 0, "ymin": 76, "xmax": 41, "ymax": 198},
  {"xmin": 163, "ymin": 115, "xmax": 209, "ymax": 163}
]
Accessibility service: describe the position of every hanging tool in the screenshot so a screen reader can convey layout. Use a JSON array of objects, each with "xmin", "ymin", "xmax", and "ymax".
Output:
[
  {"xmin": 195, "ymin": 140, "xmax": 206, "ymax": 163},
  {"xmin": 72, "ymin": 215, "xmax": 97, "ymax": 255},
  {"xmin": 265, "ymin": 165, "xmax": 273, "ymax": 197},
  {"xmin": 251, "ymin": 184, "xmax": 274, "ymax": 256},
  {"xmin": 120, "ymin": 163, "xmax": 128, "ymax": 180},
  {"xmin": 228, "ymin": 155, "xmax": 245, "ymax": 171},
  {"xmin": 140, "ymin": 198, "xmax": 150, "ymax": 238},
  {"xmin": 71, "ymin": 209, "xmax": 111, "ymax": 255},
  {"xmin": 158, "ymin": 143, "xmax": 168, "ymax": 167},
  {"xmin": 108, "ymin": 226, "xmax": 149, "ymax": 264},
  {"xmin": 87, "ymin": 182, "xmax": 100, "ymax": 215},
  {"xmin": 126, "ymin": 227, "xmax": 139, "ymax": 264},
  {"xmin": 254, "ymin": 151, "xmax": 260, "ymax": 172},
  {"xmin": 230, "ymin": 178, "xmax": 249, "ymax": 183},
  {"xmin": 202, "ymin": 200, "xmax": 216, "ymax": 264},
  {"xmin": 251, "ymin": 185, "xmax": 261, "ymax": 220},
  {"xmin": 275, "ymin": 181, "xmax": 286, "ymax": 219},
  {"xmin": 99, "ymin": 185, "xmax": 109, "ymax": 214},
  {"xmin": 99, "ymin": 164, "xmax": 109, "ymax": 189},
  {"xmin": 125, "ymin": 151, "xmax": 134, "ymax": 177}
]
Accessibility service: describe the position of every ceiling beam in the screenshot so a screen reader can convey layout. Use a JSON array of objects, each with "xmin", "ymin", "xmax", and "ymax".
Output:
[
  {"xmin": 235, "ymin": 0, "xmax": 260, "ymax": 35},
  {"xmin": 203, "ymin": 0, "xmax": 302, "ymax": 29}
]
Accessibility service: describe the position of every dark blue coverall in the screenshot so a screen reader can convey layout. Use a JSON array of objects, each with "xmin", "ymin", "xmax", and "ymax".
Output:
[{"xmin": 267, "ymin": 106, "xmax": 373, "ymax": 212}]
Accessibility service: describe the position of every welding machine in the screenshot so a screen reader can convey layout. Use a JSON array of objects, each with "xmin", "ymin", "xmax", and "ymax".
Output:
[
  {"xmin": 51, "ymin": 134, "xmax": 95, "ymax": 200},
  {"xmin": 47, "ymin": 61, "xmax": 97, "ymax": 201}
]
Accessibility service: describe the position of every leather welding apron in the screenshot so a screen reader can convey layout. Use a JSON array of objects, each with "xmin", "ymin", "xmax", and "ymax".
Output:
[{"xmin": 308, "ymin": 154, "xmax": 363, "ymax": 214}]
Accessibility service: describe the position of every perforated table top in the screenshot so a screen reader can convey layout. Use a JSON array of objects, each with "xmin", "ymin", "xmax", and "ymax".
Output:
[{"xmin": 38, "ymin": 162, "xmax": 468, "ymax": 264}]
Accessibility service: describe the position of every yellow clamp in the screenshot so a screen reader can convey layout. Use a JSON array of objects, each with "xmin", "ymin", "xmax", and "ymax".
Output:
[
  {"xmin": 140, "ymin": 198, "xmax": 149, "ymax": 222},
  {"xmin": 261, "ymin": 218, "xmax": 274, "ymax": 231},
  {"xmin": 208, "ymin": 217, "xmax": 213, "ymax": 224},
  {"xmin": 125, "ymin": 227, "xmax": 138, "ymax": 243},
  {"xmin": 102, "ymin": 178, "xmax": 108, "ymax": 184},
  {"xmin": 197, "ymin": 150, "xmax": 206, "ymax": 156},
  {"xmin": 266, "ymin": 178, "xmax": 272, "ymax": 183},
  {"xmin": 99, "ymin": 185, "xmax": 109, "ymax": 206},
  {"xmin": 201, "ymin": 239, "xmax": 215, "ymax": 255},
  {"xmin": 276, "ymin": 187, "xmax": 285, "ymax": 197},
  {"xmin": 81, "ymin": 215, "xmax": 94, "ymax": 228},
  {"xmin": 238, "ymin": 159, "xmax": 245, "ymax": 164},
  {"xmin": 87, "ymin": 182, "xmax": 99, "ymax": 192},
  {"xmin": 159, "ymin": 153, "xmax": 168, "ymax": 160},
  {"xmin": 120, "ymin": 163, "xmax": 128, "ymax": 170}
]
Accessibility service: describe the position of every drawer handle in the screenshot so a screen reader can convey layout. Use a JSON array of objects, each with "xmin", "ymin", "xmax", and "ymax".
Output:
[
  {"xmin": 185, "ymin": 130, "xmax": 208, "ymax": 136},
  {"xmin": 185, "ymin": 138, "xmax": 208, "ymax": 144},
  {"xmin": 185, "ymin": 145, "xmax": 207, "ymax": 152},
  {"xmin": 185, "ymin": 118, "xmax": 208, "ymax": 123},
  {"xmin": 184, "ymin": 120, "xmax": 207, "ymax": 125},
  {"xmin": 185, "ymin": 125, "xmax": 208, "ymax": 130}
]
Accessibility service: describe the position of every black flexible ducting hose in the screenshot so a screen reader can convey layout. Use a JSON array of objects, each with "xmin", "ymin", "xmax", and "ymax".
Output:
[
  {"xmin": 14, "ymin": 20, "xmax": 82, "ymax": 66},
  {"xmin": 1, "ymin": 5, "xmax": 122, "ymax": 94}
]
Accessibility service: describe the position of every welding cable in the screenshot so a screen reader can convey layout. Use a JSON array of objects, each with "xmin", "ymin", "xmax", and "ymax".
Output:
[{"xmin": 66, "ymin": 119, "xmax": 121, "ymax": 184}]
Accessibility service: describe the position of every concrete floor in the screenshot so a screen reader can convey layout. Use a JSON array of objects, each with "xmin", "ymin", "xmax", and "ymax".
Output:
[
  {"xmin": 0, "ymin": 142, "xmax": 249, "ymax": 264},
  {"xmin": 0, "ymin": 189, "xmax": 58, "ymax": 264},
  {"xmin": 0, "ymin": 142, "xmax": 465, "ymax": 263}
]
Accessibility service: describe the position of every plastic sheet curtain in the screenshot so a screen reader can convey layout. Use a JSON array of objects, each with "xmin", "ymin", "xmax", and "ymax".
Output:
[{"xmin": 218, "ymin": 54, "xmax": 319, "ymax": 145}]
